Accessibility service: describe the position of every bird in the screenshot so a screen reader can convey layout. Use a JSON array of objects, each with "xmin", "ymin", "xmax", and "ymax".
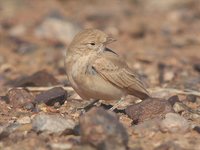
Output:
[{"xmin": 65, "ymin": 29, "xmax": 150, "ymax": 110}]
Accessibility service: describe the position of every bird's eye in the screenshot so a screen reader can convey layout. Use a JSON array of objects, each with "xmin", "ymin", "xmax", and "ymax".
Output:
[{"xmin": 90, "ymin": 42, "xmax": 95, "ymax": 46}]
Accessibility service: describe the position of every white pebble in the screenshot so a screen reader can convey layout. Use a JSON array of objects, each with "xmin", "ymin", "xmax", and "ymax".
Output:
[{"xmin": 159, "ymin": 113, "xmax": 189, "ymax": 133}]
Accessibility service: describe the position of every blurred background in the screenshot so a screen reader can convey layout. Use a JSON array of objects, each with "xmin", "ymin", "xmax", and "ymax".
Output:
[
  {"xmin": 0, "ymin": 0, "xmax": 200, "ymax": 93},
  {"xmin": 0, "ymin": 1, "xmax": 200, "ymax": 150}
]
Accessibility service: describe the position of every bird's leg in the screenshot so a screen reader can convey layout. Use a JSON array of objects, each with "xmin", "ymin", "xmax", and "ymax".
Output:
[
  {"xmin": 77, "ymin": 99, "xmax": 100, "ymax": 112},
  {"xmin": 109, "ymin": 96, "xmax": 125, "ymax": 111}
]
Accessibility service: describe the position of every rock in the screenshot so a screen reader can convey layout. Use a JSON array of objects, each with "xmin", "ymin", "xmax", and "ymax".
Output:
[
  {"xmin": 193, "ymin": 126, "xmax": 200, "ymax": 134},
  {"xmin": 24, "ymin": 102, "xmax": 35, "ymax": 111},
  {"xmin": 168, "ymin": 95, "xmax": 196, "ymax": 113},
  {"xmin": 188, "ymin": 113, "xmax": 200, "ymax": 121},
  {"xmin": 168, "ymin": 95, "xmax": 181, "ymax": 106},
  {"xmin": 49, "ymin": 143, "xmax": 72, "ymax": 150},
  {"xmin": 0, "ymin": 96, "xmax": 8, "ymax": 103},
  {"xmin": 80, "ymin": 107, "xmax": 128, "ymax": 150},
  {"xmin": 159, "ymin": 113, "xmax": 190, "ymax": 133},
  {"xmin": 0, "ymin": 75, "xmax": 6, "ymax": 88},
  {"xmin": 9, "ymin": 70, "xmax": 59, "ymax": 87},
  {"xmin": 193, "ymin": 63, "xmax": 200, "ymax": 73},
  {"xmin": 7, "ymin": 88, "xmax": 34, "ymax": 108},
  {"xmin": 141, "ymin": 0, "xmax": 192, "ymax": 11},
  {"xmin": 164, "ymin": 71, "xmax": 175, "ymax": 82},
  {"xmin": 158, "ymin": 63, "xmax": 165, "ymax": 84},
  {"xmin": 185, "ymin": 94, "xmax": 197, "ymax": 103},
  {"xmin": 8, "ymin": 24, "xmax": 26, "ymax": 37},
  {"xmin": 35, "ymin": 16, "xmax": 81, "ymax": 44},
  {"xmin": 0, "ymin": 125, "xmax": 7, "ymax": 140},
  {"xmin": 9, "ymin": 37, "xmax": 38, "ymax": 54},
  {"xmin": 158, "ymin": 63, "xmax": 175, "ymax": 83},
  {"xmin": 0, "ymin": 123, "xmax": 20, "ymax": 140},
  {"xmin": 125, "ymin": 98, "xmax": 174, "ymax": 123},
  {"xmin": 184, "ymin": 77, "xmax": 200, "ymax": 90},
  {"xmin": 133, "ymin": 118, "xmax": 160, "ymax": 138},
  {"xmin": 32, "ymin": 114, "xmax": 75, "ymax": 134},
  {"xmin": 154, "ymin": 141, "xmax": 183, "ymax": 150},
  {"xmin": 53, "ymin": 102, "xmax": 61, "ymax": 108},
  {"xmin": 17, "ymin": 116, "xmax": 31, "ymax": 124},
  {"xmin": 73, "ymin": 145, "xmax": 96, "ymax": 150},
  {"xmin": 15, "ymin": 42, "xmax": 38, "ymax": 55},
  {"xmin": 35, "ymin": 87, "xmax": 67, "ymax": 106},
  {"xmin": 172, "ymin": 102, "xmax": 185, "ymax": 113}
]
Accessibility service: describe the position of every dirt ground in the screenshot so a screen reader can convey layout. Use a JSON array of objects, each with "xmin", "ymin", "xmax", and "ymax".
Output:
[{"xmin": 0, "ymin": 0, "xmax": 200, "ymax": 150}]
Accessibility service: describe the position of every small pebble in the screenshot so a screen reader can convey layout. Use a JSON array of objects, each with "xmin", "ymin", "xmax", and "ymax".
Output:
[
  {"xmin": 193, "ymin": 63, "xmax": 200, "ymax": 73},
  {"xmin": 154, "ymin": 141, "xmax": 182, "ymax": 150},
  {"xmin": 159, "ymin": 113, "xmax": 189, "ymax": 133},
  {"xmin": 32, "ymin": 114, "xmax": 75, "ymax": 134},
  {"xmin": 133, "ymin": 118, "xmax": 160, "ymax": 138},
  {"xmin": 7, "ymin": 88, "xmax": 34, "ymax": 108},
  {"xmin": 35, "ymin": 87, "xmax": 67, "ymax": 106},
  {"xmin": 17, "ymin": 116, "xmax": 31, "ymax": 124},
  {"xmin": 193, "ymin": 126, "xmax": 200, "ymax": 134},
  {"xmin": 24, "ymin": 102, "xmax": 35, "ymax": 111},
  {"xmin": 49, "ymin": 143, "xmax": 72, "ymax": 150},
  {"xmin": 164, "ymin": 71, "xmax": 175, "ymax": 82},
  {"xmin": 168, "ymin": 95, "xmax": 181, "ymax": 106},
  {"xmin": 54, "ymin": 102, "xmax": 61, "ymax": 108},
  {"xmin": 173, "ymin": 102, "xmax": 185, "ymax": 113},
  {"xmin": 185, "ymin": 94, "xmax": 197, "ymax": 103}
]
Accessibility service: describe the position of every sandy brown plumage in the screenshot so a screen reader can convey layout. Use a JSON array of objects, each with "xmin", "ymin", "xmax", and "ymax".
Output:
[{"xmin": 65, "ymin": 29, "xmax": 150, "ymax": 101}]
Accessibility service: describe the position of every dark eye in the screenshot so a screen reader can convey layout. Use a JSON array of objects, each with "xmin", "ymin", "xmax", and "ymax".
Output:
[{"xmin": 90, "ymin": 42, "xmax": 95, "ymax": 46}]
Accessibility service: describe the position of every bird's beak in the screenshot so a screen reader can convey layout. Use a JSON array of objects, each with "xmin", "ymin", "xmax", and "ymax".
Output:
[{"xmin": 104, "ymin": 36, "xmax": 116, "ymax": 45}]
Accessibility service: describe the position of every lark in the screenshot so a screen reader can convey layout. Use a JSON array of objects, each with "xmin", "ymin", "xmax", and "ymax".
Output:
[{"xmin": 65, "ymin": 29, "xmax": 150, "ymax": 110}]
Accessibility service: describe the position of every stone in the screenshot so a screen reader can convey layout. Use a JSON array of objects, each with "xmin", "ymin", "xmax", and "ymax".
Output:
[
  {"xmin": 7, "ymin": 88, "xmax": 34, "ymax": 108},
  {"xmin": 168, "ymin": 95, "xmax": 181, "ymax": 106},
  {"xmin": 17, "ymin": 116, "xmax": 31, "ymax": 124},
  {"xmin": 10, "ymin": 70, "xmax": 59, "ymax": 87},
  {"xmin": 193, "ymin": 63, "xmax": 200, "ymax": 73},
  {"xmin": 0, "ymin": 123, "xmax": 20, "ymax": 140},
  {"xmin": 193, "ymin": 126, "xmax": 200, "ymax": 134},
  {"xmin": 159, "ymin": 113, "xmax": 190, "ymax": 133},
  {"xmin": 125, "ymin": 98, "xmax": 174, "ymax": 123},
  {"xmin": 80, "ymin": 107, "xmax": 128, "ymax": 150},
  {"xmin": 0, "ymin": 75, "xmax": 6, "ymax": 88},
  {"xmin": 8, "ymin": 24, "xmax": 26, "ymax": 37},
  {"xmin": 73, "ymin": 145, "xmax": 96, "ymax": 150},
  {"xmin": 32, "ymin": 114, "xmax": 75, "ymax": 134},
  {"xmin": 154, "ymin": 141, "xmax": 183, "ymax": 150},
  {"xmin": 49, "ymin": 143, "xmax": 72, "ymax": 150},
  {"xmin": 35, "ymin": 16, "xmax": 81, "ymax": 44},
  {"xmin": 23, "ymin": 102, "xmax": 35, "ymax": 111},
  {"xmin": 164, "ymin": 71, "xmax": 175, "ymax": 82},
  {"xmin": 9, "ymin": 37, "xmax": 38, "ymax": 54},
  {"xmin": 133, "ymin": 118, "xmax": 160, "ymax": 138},
  {"xmin": 185, "ymin": 94, "xmax": 197, "ymax": 103},
  {"xmin": 35, "ymin": 87, "xmax": 67, "ymax": 106},
  {"xmin": 172, "ymin": 102, "xmax": 185, "ymax": 113}
]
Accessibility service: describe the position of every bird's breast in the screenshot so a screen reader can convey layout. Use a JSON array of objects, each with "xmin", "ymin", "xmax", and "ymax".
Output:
[{"xmin": 68, "ymin": 56, "xmax": 124, "ymax": 100}]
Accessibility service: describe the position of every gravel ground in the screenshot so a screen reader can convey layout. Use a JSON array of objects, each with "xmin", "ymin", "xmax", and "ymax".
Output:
[{"xmin": 0, "ymin": 0, "xmax": 200, "ymax": 150}]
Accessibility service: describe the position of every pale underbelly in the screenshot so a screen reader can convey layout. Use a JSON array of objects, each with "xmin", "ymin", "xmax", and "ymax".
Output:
[
  {"xmin": 67, "ymin": 56, "xmax": 125, "ymax": 100},
  {"xmin": 71, "ymin": 73, "xmax": 125, "ymax": 100}
]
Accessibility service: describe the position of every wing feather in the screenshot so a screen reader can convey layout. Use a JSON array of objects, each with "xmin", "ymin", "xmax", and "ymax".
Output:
[{"xmin": 92, "ymin": 52, "xmax": 150, "ymax": 100}]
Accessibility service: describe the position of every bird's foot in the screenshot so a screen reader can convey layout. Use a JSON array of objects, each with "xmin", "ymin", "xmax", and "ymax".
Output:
[
  {"xmin": 76, "ymin": 99, "xmax": 100, "ymax": 112},
  {"xmin": 109, "ymin": 97, "xmax": 124, "ymax": 111}
]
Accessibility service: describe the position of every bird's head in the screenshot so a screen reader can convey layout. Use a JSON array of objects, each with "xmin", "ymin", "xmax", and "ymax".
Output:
[{"xmin": 68, "ymin": 29, "xmax": 116, "ymax": 54}]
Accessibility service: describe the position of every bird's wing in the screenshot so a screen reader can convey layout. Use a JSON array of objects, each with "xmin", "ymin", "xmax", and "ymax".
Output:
[{"xmin": 92, "ymin": 49, "xmax": 150, "ymax": 100}]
